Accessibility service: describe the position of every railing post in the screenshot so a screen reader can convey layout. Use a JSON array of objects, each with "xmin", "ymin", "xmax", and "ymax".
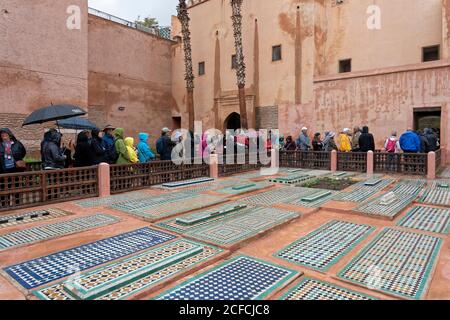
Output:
[
  {"xmin": 98, "ymin": 163, "xmax": 111, "ymax": 198},
  {"xmin": 367, "ymin": 151, "xmax": 374, "ymax": 177},
  {"xmin": 209, "ymin": 154, "xmax": 219, "ymax": 179},
  {"xmin": 427, "ymin": 152, "xmax": 436, "ymax": 180},
  {"xmin": 331, "ymin": 150, "xmax": 337, "ymax": 172}
]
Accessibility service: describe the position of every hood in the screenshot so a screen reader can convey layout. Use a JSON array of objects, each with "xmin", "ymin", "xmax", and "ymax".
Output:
[
  {"xmin": 113, "ymin": 128, "xmax": 124, "ymax": 139},
  {"xmin": 362, "ymin": 126, "xmax": 369, "ymax": 134},
  {"xmin": 124, "ymin": 137, "xmax": 134, "ymax": 147},
  {"xmin": 49, "ymin": 130, "xmax": 62, "ymax": 143},
  {"xmin": 0, "ymin": 128, "xmax": 17, "ymax": 141},
  {"xmin": 424, "ymin": 128, "xmax": 433, "ymax": 135},
  {"xmin": 138, "ymin": 133, "xmax": 149, "ymax": 142},
  {"xmin": 77, "ymin": 131, "xmax": 89, "ymax": 144}
]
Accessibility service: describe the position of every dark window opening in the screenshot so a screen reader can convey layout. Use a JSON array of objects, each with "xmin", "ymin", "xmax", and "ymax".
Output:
[
  {"xmin": 422, "ymin": 45, "xmax": 440, "ymax": 62},
  {"xmin": 339, "ymin": 59, "xmax": 352, "ymax": 73},
  {"xmin": 272, "ymin": 45, "xmax": 282, "ymax": 61},
  {"xmin": 231, "ymin": 55, "xmax": 238, "ymax": 69},
  {"xmin": 198, "ymin": 62, "xmax": 205, "ymax": 76}
]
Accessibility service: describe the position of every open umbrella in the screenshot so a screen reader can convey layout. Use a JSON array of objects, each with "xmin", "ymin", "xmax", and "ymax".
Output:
[
  {"xmin": 23, "ymin": 104, "xmax": 87, "ymax": 126},
  {"xmin": 57, "ymin": 117, "xmax": 97, "ymax": 131}
]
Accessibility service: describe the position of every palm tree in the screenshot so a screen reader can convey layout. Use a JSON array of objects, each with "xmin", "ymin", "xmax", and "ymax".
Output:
[
  {"xmin": 177, "ymin": 0, "xmax": 195, "ymax": 131},
  {"xmin": 230, "ymin": 0, "xmax": 248, "ymax": 129}
]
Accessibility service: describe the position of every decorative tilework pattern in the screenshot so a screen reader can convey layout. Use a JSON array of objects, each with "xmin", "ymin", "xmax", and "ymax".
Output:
[
  {"xmin": 352, "ymin": 179, "xmax": 394, "ymax": 190},
  {"xmin": 275, "ymin": 220, "xmax": 374, "ymax": 272},
  {"xmin": 33, "ymin": 240, "xmax": 222, "ymax": 300},
  {"xmin": 283, "ymin": 189, "xmax": 338, "ymax": 208},
  {"xmin": 75, "ymin": 192, "xmax": 149, "ymax": 208},
  {"xmin": 397, "ymin": 206, "xmax": 450, "ymax": 235},
  {"xmin": 334, "ymin": 187, "xmax": 382, "ymax": 203},
  {"xmin": 281, "ymin": 277, "xmax": 375, "ymax": 300},
  {"xmin": 0, "ymin": 209, "xmax": 70, "ymax": 229},
  {"xmin": 391, "ymin": 180, "xmax": 427, "ymax": 196},
  {"xmin": 0, "ymin": 214, "xmax": 119, "ymax": 250},
  {"xmin": 239, "ymin": 187, "xmax": 311, "ymax": 206},
  {"xmin": 153, "ymin": 177, "xmax": 215, "ymax": 190},
  {"xmin": 418, "ymin": 181, "xmax": 450, "ymax": 207},
  {"xmin": 270, "ymin": 174, "xmax": 313, "ymax": 185},
  {"xmin": 215, "ymin": 182, "xmax": 272, "ymax": 195},
  {"xmin": 3, "ymin": 227, "xmax": 176, "ymax": 290},
  {"xmin": 353, "ymin": 193, "xmax": 417, "ymax": 219},
  {"xmin": 338, "ymin": 228, "xmax": 442, "ymax": 300},
  {"xmin": 158, "ymin": 256, "xmax": 298, "ymax": 300}
]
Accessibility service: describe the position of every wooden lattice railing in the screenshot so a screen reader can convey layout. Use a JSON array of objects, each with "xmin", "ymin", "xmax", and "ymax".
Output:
[
  {"xmin": 110, "ymin": 160, "xmax": 210, "ymax": 194},
  {"xmin": 337, "ymin": 152, "xmax": 367, "ymax": 172},
  {"xmin": 279, "ymin": 151, "xmax": 331, "ymax": 170},
  {"xmin": 218, "ymin": 152, "xmax": 270, "ymax": 177},
  {"xmin": 0, "ymin": 166, "xmax": 98, "ymax": 212},
  {"xmin": 374, "ymin": 152, "xmax": 428, "ymax": 175}
]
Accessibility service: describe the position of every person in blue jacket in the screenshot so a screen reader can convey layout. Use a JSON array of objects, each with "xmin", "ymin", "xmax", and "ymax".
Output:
[
  {"xmin": 399, "ymin": 129, "xmax": 421, "ymax": 153},
  {"xmin": 137, "ymin": 132, "xmax": 156, "ymax": 163}
]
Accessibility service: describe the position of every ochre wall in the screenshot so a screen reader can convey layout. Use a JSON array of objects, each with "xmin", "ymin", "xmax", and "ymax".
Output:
[
  {"xmin": 87, "ymin": 15, "xmax": 175, "ymax": 144},
  {"xmin": 0, "ymin": 0, "xmax": 88, "ymax": 154}
]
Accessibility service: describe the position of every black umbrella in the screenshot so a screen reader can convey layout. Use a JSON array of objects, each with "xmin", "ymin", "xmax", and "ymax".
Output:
[
  {"xmin": 23, "ymin": 104, "xmax": 87, "ymax": 126},
  {"xmin": 57, "ymin": 117, "xmax": 97, "ymax": 131}
]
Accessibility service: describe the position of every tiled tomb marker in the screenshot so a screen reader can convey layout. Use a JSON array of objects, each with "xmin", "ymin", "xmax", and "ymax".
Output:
[
  {"xmin": 270, "ymin": 175, "xmax": 313, "ymax": 185},
  {"xmin": 157, "ymin": 256, "xmax": 298, "ymax": 300},
  {"xmin": 0, "ymin": 209, "xmax": 70, "ymax": 229},
  {"xmin": 33, "ymin": 240, "xmax": 222, "ymax": 300},
  {"xmin": 75, "ymin": 192, "xmax": 150, "ymax": 208},
  {"xmin": 281, "ymin": 277, "xmax": 376, "ymax": 300},
  {"xmin": 275, "ymin": 220, "xmax": 374, "ymax": 272},
  {"xmin": 3, "ymin": 227, "xmax": 176, "ymax": 290},
  {"xmin": 338, "ymin": 228, "xmax": 442, "ymax": 300},
  {"xmin": 0, "ymin": 214, "xmax": 119, "ymax": 250},
  {"xmin": 397, "ymin": 206, "xmax": 450, "ymax": 235},
  {"xmin": 419, "ymin": 181, "xmax": 450, "ymax": 207},
  {"xmin": 157, "ymin": 177, "xmax": 215, "ymax": 190}
]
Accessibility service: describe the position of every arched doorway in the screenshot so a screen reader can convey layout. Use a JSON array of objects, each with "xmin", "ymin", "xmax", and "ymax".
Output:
[{"xmin": 224, "ymin": 112, "xmax": 241, "ymax": 131}]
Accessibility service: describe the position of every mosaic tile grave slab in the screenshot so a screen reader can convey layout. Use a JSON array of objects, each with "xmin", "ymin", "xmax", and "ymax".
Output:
[
  {"xmin": 167, "ymin": 205, "xmax": 298, "ymax": 246},
  {"xmin": 3, "ymin": 227, "xmax": 176, "ymax": 290},
  {"xmin": 239, "ymin": 187, "xmax": 311, "ymax": 206},
  {"xmin": 0, "ymin": 209, "xmax": 70, "ymax": 229},
  {"xmin": 270, "ymin": 174, "xmax": 314, "ymax": 185},
  {"xmin": 0, "ymin": 214, "xmax": 119, "ymax": 251},
  {"xmin": 334, "ymin": 187, "xmax": 382, "ymax": 203},
  {"xmin": 397, "ymin": 206, "xmax": 450, "ymax": 235},
  {"xmin": 111, "ymin": 194, "xmax": 227, "ymax": 221},
  {"xmin": 353, "ymin": 193, "xmax": 417, "ymax": 219},
  {"xmin": 338, "ymin": 228, "xmax": 442, "ymax": 300},
  {"xmin": 418, "ymin": 181, "xmax": 450, "ymax": 207},
  {"xmin": 275, "ymin": 220, "xmax": 374, "ymax": 272},
  {"xmin": 281, "ymin": 277, "xmax": 376, "ymax": 300},
  {"xmin": 154, "ymin": 177, "xmax": 215, "ymax": 190},
  {"xmin": 33, "ymin": 240, "xmax": 222, "ymax": 300},
  {"xmin": 75, "ymin": 192, "xmax": 149, "ymax": 208},
  {"xmin": 351, "ymin": 178, "xmax": 394, "ymax": 190},
  {"xmin": 283, "ymin": 188, "xmax": 338, "ymax": 208},
  {"xmin": 157, "ymin": 256, "xmax": 298, "ymax": 300},
  {"xmin": 391, "ymin": 180, "xmax": 427, "ymax": 196},
  {"xmin": 215, "ymin": 181, "xmax": 273, "ymax": 195}
]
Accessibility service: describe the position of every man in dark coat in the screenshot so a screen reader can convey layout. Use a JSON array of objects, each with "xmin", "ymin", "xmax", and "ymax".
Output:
[
  {"xmin": 424, "ymin": 128, "xmax": 437, "ymax": 152},
  {"xmin": 156, "ymin": 127, "xmax": 174, "ymax": 161},
  {"xmin": 0, "ymin": 128, "xmax": 27, "ymax": 174},
  {"xmin": 91, "ymin": 129, "xmax": 107, "ymax": 165},
  {"xmin": 358, "ymin": 126, "xmax": 375, "ymax": 152},
  {"xmin": 74, "ymin": 131, "xmax": 94, "ymax": 167},
  {"xmin": 42, "ymin": 130, "xmax": 66, "ymax": 170}
]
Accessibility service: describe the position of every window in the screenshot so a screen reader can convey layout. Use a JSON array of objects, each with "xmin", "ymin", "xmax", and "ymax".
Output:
[
  {"xmin": 198, "ymin": 62, "xmax": 205, "ymax": 76},
  {"xmin": 231, "ymin": 55, "xmax": 238, "ymax": 69},
  {"xmin": 339, "ymin": 59, "xmax": 352, "ymax": 73},
  {"xmin": 272, "ymin": 45, "xmax": 282, "ymax": 61},
  {"xmin": 422, "ymin": 45, "xmax": 440, "ymax": 62}
]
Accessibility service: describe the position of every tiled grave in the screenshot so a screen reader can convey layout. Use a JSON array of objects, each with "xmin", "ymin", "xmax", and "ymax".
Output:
[
  {"xmin": 274, "ymin": 220, "xmax": 374, "ymax": 272},
  {"xmin": 239, "ymin": 187, "xmax": 311, "ymax": 206},
  {"xmin": 0, "ymin": 214, "xmax": 119, "ymax": 251},
  {"xmin": 397, "ymin": 206, "xmax": 449, "ymax": 235},
  {"xmin": 0, "ymin": 209, "xmax": 70, "ymax": 229},
  {"xmin": 418, "ymin": 181, "xmax": 450, "ymax": 207},
  {"xmin": 33, "ymin": 240, "xmax": 222, "ymax": 300},
  {"xmin": 338, "ymin": 228, "xmax": 442, "ymax": 300},
  {"xmin": 353, "ymin": 193, "xmax": 417, "ymax": 219},
  {"xmin": 75, "ymin": 192, "xmax": 149, "ymax": 208},
  {"xmin": 270, "ymin": 174, "xmax": 313, "ymax": 185},
  {"xmin": 112, "ymin": 194, "xmax": 227, "ymax": 221},
  {"xmin": 283, "ymin": 188, "xmax": 338, "ymax": 208},
  {"xmin": 215, "ymin": 182, "xmax": 272, "ymax": 195},
  {"xmin": 3, "ymin": 227, "xmax": 176, "ymax": 290},
  {"xmin": 352, "ymin": 178, "xmax": 394, "ymax": 190},
  {"xmin": 154, "ymin": 177, "xmax": 215, "ymax": 190},
  {"xmin": 157, "ymin": 256, "xmax": 298, "ymax": 300},
  {"xmin": 281, "ymin": 277, "xmax": 375, "ymax": 300},
  {"xmin": 334, "ymin": 187, "xmax": 382, "ymax": 203},
  {"xmin": 391, "ymin": 179, "xmax": 427, "ymax": 196},
  {"xmin": 328, "ymin": 172, "xmax": 357, "ymax": 179}
]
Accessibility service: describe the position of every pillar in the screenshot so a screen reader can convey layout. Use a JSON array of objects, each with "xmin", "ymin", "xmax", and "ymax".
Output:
[
  {"xmin": 427, "ymin": 152, "xmax": 436, "ymax": 180},
  {"xmin": 271, "ymin": 149, "xmax": 279, "ymax": 169},
  {"xmin": 98, "ymin": 163, "xmax": 111, "ymax": 198},
  {"xmin": 331, "ymin": 150, "xmax": 337, "ymax": 172},
  {"xmin": 367, "ymin": 151, "xmax": 374, "ymax": 177},
  {"xmin": 210, "ymin": 154, "xmax": 219, "ymax": 179}
]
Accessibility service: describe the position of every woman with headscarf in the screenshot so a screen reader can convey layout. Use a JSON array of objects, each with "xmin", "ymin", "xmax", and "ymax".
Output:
[
  {"xmin": 323, "ymin": 132, "xmax": 338, "ymax": 152},
  {"xmin": 312, "ymin": 133, "xmax": 324, "ymax": 151},
  {"xmin": 0, "ymin": 128, "xmax": 26, "ymax": 174},
  {"xmin": 284, "ymin": 136, "xmax": 297, "ymax": 151}
]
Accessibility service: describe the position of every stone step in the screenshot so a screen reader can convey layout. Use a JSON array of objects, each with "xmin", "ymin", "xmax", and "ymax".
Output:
[{"xmin": 232, "ymin": 183, "xmax": 257, "ymax": 191}]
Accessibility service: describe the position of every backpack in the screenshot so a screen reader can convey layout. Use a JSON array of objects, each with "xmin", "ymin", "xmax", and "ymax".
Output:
[{"xmin": 386, "ymin": 139, "xmax": 397, "ymax": 153}]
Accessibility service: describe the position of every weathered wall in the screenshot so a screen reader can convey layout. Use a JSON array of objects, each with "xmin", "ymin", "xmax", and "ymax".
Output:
[
  {"xmin": 88, "ymin": 15, "xmax": 175, "ymax": 142},
  {"xmin": 0, "ymin": 0, "xmax": 88, "ymax": 154}
]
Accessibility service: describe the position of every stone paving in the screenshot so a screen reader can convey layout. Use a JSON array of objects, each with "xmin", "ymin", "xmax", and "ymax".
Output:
[{"xmin": 0, "ymin": 171, "xmax": 449, "ymax": 300}]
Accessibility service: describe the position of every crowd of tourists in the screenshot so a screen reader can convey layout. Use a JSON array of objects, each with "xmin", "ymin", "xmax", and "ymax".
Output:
[
  {"xmin": 0, "ymin": 125, "xmax": 441, "ymax": 174},
  {"xmin": 282, "ymin": 126, "xmax": 440, "ymax": 154}
]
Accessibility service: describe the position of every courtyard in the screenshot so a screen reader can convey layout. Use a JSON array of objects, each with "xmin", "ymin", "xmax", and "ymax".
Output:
[{"xmin": 0, "ymin": 167, "xmax": 448, "ymax": 301}]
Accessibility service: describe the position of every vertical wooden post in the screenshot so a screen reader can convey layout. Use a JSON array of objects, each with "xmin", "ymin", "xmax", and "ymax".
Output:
[
  {"xmin": 367, "ymin": 151, "xmax": 374, "ymax": 177},
  {"xmin": 98, "ymin": 163, "xmax": 111, "ymax": 198},
  {"xmin": 331, "ymin": 150, "xmax": 337, "ymax": 172},
  {"xmin": 427, "ymin": 152, "xmax": 436, "ymax": 180}
]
